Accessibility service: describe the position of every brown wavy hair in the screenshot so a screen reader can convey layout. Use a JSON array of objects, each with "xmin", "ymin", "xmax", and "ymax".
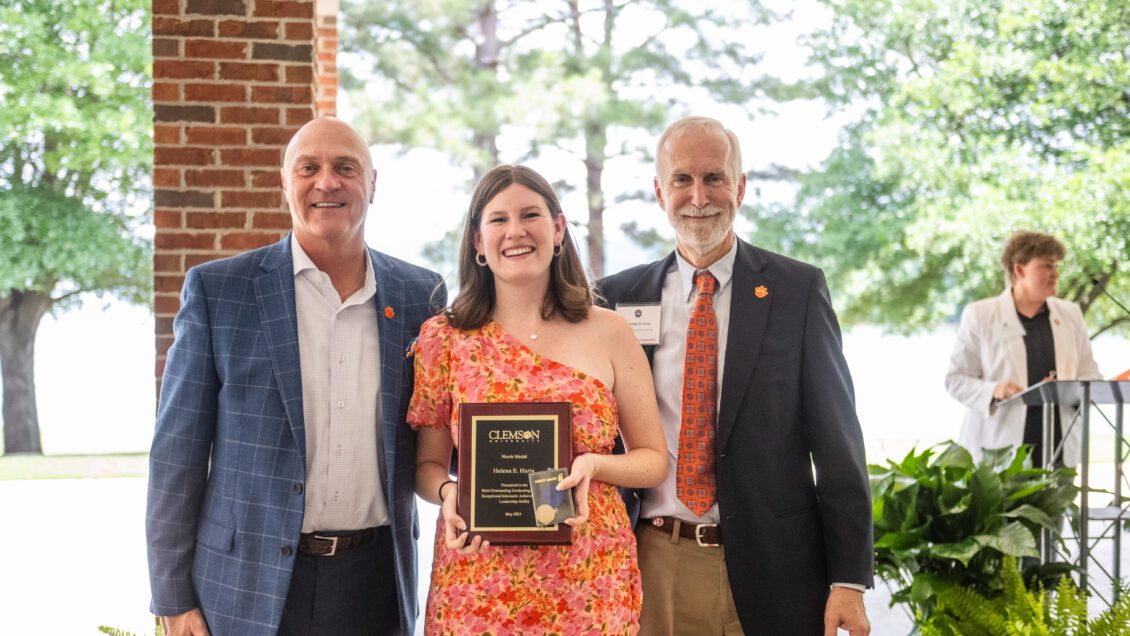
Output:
[
  {"xmin": 447, "ymin": 165, "xmax": 594, "ymax": 330},
  {"xmin": 1000, "ymin": 230, "xmax": 1066, "ymax": 284}
]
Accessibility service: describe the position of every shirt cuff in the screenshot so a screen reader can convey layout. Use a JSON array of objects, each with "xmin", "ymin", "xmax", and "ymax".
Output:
[{"xmin": 831, "ymin": 582, "xmax": 867, "ymax": 593}]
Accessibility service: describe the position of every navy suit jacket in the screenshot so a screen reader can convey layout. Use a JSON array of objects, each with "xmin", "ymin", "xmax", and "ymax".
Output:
[
  {"xmin": 146, "ymin": 236, "xmax": 444, "ymax": 635},
  {"xmin": 598, "ymin": 238, "xmax": 874, "ymax": 633}
]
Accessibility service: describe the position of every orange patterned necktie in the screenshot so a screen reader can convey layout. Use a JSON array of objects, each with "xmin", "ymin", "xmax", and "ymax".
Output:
[{"xmin": 677, "ymin": 270, "xmax": 718, "ymax": 516}]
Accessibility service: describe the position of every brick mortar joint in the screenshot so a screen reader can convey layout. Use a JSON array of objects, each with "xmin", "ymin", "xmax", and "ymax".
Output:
[
  {"xmin": 154, "ymin": 33, "xmax": 318, "ymax": 40},
  {"xmin": 159, "ymin": 101, "xmax": 308, "ymax": 107}
]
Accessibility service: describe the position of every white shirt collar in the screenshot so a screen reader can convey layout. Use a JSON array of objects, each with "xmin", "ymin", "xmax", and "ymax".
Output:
[
  {"xmin": 674, "ymin": 238, "xmax": 738, "ymax": 301},
  {"xmin": 291, "ymin": 234, "xmax": 377, "ymax": 303},
  {"xmin": 291, "ymin": 233, "xmax": 318, "ymax": 276}
]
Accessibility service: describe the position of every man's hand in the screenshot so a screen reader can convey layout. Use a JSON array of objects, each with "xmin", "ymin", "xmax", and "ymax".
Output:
[
  {"xmin": 823, "ymin": 587, "xmax": 869, "ymax": 636},
  {"xmin": 161, "ymin": 608, "xmax": 210, "ymax": 636}
]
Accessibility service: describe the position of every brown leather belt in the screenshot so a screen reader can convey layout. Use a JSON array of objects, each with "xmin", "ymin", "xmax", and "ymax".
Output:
[
  {"xmin": 298, "ymin": 527, "xmax": 378, "ymax": 557},
  {"xmin": 642, "ymin": 516, "xmax": 722, "ymax": 547}
]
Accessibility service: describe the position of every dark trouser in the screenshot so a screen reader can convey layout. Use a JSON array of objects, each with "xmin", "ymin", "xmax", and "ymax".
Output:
[
  {"xmin": 279, "ymin": 526, "xmax": 401, "ymax": 636},
  {"xmin": 1023, "ymin": 406, "xmax": 1062, "ymax": 469}
]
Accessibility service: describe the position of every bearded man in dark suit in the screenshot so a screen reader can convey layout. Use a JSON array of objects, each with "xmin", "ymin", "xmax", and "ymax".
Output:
[{"xmin": 599, "ymin": 116, "xmax": 873, "ymax": 635}]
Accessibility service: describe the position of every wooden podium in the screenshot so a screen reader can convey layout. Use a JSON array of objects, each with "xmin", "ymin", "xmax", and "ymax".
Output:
[{"xmin": 1004, "ymin": 380, "xmax": 1130, "ymax": 600}]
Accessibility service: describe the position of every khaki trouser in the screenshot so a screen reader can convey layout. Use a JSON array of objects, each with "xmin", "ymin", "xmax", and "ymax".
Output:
[{"xmin": 637, "ymin": 521, "xmax": 745, "ymax": 636}]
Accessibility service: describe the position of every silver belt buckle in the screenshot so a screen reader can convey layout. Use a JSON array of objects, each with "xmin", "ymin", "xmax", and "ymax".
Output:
[
  {"xmin": 314, "ymin": 535, "xmax": 339, "ymax": 556},
  {"xmin": 695, "ymin": 523, "xmax": 720, "ymax": 547}
]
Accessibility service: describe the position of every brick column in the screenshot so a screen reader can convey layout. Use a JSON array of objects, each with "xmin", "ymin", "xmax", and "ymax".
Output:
[
  {"xmin": 152, "ymin": 0, "xmax": 333, "ymax": 386},
  {"xmin": 315, "ymin": 0, "xmax": 338, "ymax": 116}
]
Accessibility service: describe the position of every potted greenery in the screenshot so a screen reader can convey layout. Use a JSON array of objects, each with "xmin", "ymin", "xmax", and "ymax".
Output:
[{"xmin": 871, "ymin": 442, "xmax": 1079, "ymax": 623}]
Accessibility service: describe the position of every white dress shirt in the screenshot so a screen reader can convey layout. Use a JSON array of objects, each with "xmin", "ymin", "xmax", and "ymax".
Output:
[
  {"xmin": 641, "ymin": 240, "xmax": 737, "ymax": 525},
  {"xmin": 640, "ymin": 240, "xmax": 867, "ymax": 592},
  {"xmin": 292, "ymin": 235, "xmax": 387, "ymax": 532}
]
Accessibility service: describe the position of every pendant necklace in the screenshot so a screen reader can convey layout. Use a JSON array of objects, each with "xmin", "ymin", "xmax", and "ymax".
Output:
[
  {"xmin": 528, "ymin": 315, "xmax": 544, "ymax": 340},
  {"xmin": 340, "ymin": 272, "xmax": 366, "ymax": 300},
  {"xmin": 498, "ymin": 313, "xmax": 544, "ymax": 341}
]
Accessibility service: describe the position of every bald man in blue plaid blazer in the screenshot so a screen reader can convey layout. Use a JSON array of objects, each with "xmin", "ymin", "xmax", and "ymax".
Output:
[{"xmin": 147, "ymin": 117, "xmax": 445, "ymax": 635}]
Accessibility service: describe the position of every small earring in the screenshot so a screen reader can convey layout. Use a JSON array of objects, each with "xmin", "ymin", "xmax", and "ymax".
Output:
[
  {"xmin": 553, "ymin": 244, "xmax": 562, "ymax": 256},
  {"xmin": 475, "ymin": 252, "xmax": 488, "ymax": 267}
]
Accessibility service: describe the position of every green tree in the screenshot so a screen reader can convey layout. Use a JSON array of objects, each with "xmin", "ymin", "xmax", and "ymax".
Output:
[
  {"xmin": 342, "ymin": 0, "xmax": 787, "ymax": 276},
  {"xmin": 752, "ymin": 0, "xmax": 1130, "ymax": 334},
  {"xmin": 0, "ymin": 0, "xmax": 152, "ymax": 454}
]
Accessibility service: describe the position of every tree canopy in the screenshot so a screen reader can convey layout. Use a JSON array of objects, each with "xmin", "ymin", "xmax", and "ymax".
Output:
[
  {"xmin": 0, "ymin": 0, "xmax": 151, "ymax": 453},
  {"xmin": 749, "ymin": 0, "xmax": 1130, "ymax": 334},
  {"xmin": 341, "ymin": 0, "xmax": 787, "ymax": 276}
]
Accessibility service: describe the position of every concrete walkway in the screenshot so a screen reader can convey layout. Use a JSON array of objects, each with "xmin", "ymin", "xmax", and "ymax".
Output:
[
  {"xmin": 0, "ymin": 478, "xmax": 152, "ymax": 635},
  {"xmin": 0, "ymin": 476, "xmax": 915, "ymax": 635}
]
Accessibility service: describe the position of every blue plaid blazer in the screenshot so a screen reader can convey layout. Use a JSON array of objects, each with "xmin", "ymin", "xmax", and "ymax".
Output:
[{"xmin": 146, "ymin": 236, "xmax": 445, "ymax": 635}]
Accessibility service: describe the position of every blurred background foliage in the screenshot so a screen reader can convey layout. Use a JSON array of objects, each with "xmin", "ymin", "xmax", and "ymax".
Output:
[
  {"xmin": 341, "ymin": 0, "xmax": 1129, "ymax": 336},
  {"xmin": 752, "ymin": 0, "xmax": 1130, "ymax": 334},
  {"xmin": 340, "ymin": 0, "xmax": 795, "ymax": 277},
  {"xmin": 0, "ymin": 0, "xmax": 152, "ymax": 453}
]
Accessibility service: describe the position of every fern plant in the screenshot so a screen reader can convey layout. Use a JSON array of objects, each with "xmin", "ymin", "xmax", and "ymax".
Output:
[
  {"xmin": 97, "ymin": 623, "xmax": 164, "ymax": 636},
  {"xmin": 921, "ymin": 557, "xmax": 1130, "ymax": 635}
]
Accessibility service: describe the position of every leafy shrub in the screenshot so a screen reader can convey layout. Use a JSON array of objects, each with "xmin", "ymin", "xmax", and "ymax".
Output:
[{"xmin": 871, "ymin": 442, "xmax": 1079, "ymax": 620}]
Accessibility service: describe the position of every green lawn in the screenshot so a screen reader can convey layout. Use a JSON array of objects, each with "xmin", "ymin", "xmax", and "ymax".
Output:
[{"xmin": 0, "ymin": 453, "xmax": 148, "ymax": 480}]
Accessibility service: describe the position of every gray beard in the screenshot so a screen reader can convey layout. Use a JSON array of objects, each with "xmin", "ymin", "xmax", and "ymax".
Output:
[{"xmin": 673, "ymin": 205, "xmax": 732, "ymax": 254}]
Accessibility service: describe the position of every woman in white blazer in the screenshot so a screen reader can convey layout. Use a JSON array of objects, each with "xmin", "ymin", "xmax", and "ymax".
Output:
[{"xmin": 945, "ymin": 231, "xmax": 1102, "ymax": 467}]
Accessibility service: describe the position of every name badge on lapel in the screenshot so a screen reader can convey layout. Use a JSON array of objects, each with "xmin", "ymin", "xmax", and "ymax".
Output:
[{"xmin": 615, "ymin": 303, "xmax": 661, "ymax": 345}]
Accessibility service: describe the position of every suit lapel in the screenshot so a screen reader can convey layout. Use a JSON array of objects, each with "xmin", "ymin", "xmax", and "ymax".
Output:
[
  {"xmin": 371, "ymin": 250, "xmax": 406, "ymax": 481},
  {"xmin": 997, "ymin": 290, "xmax": 1027, "ymax": 382},
  {"xmin": 254, "ymin": 236, "xmax": 307, "ymax": 460},
  {"xmin": 716, "ymin": 240, "xmax": 772, "ymax": 453},
  {"xmin": 621, "ymin": 254, "xmax": 675, "ymax": 365}
]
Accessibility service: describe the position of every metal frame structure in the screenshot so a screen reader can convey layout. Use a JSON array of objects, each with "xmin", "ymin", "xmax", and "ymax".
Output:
[{"xmin": 1012, "ymin": 380, "xmax": 1130, "ymax": 604}]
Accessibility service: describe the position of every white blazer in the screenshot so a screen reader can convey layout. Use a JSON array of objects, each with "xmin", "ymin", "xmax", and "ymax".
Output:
[{"xmin": 945, "ymin": 289, "xmax": 1102, "ymax": 466}]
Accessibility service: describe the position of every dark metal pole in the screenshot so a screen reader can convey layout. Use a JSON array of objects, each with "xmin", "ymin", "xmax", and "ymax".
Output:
[
  {"xmin": 1115, "ymin": 399, "xmax": 1124, "ymax": 602},
  {"xmin": 1080, "ymin": 382, "xmax": 1092, "ymax": 593},
  {"xmin": 1043, "ymin": 397, "xmax": 1055, "ymax": 563}
]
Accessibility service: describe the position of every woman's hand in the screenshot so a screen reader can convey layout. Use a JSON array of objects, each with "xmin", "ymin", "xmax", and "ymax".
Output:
[
  {"xmin": 439, "ymin": 481, "xmax": 489, "ymax": 555},
  {"xmin": 993, "ymin": 381, "xmax": 1024, "ymax": 401},
  {"xmin": 557, "ymin": 453, "xmax": 600, "ymax": 528}
]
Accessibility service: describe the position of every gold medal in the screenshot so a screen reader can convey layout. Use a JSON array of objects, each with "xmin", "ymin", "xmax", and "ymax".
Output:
[{"xmin": 536, "ymin": 504, "xmax": 557, "ymax": 525}]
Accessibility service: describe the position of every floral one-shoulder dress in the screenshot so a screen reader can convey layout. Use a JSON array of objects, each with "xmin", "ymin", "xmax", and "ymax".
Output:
[{"xmin": 407, "ymin": 316, "xmax": 641, "ymax": 635}]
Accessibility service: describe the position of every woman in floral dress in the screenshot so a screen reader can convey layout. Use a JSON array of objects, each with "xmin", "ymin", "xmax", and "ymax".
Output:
[{"xmin": 408, "ymin": 165, "xmax": 667, "ymax": 635}]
